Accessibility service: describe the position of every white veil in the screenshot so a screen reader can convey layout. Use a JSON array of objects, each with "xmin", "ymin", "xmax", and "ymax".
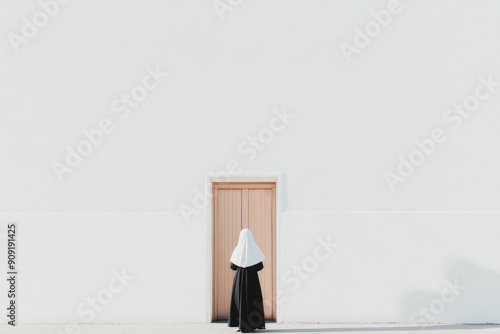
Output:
[{"xmin": 230, "ymin": 229, "xmax": 265, "ymax": 268}]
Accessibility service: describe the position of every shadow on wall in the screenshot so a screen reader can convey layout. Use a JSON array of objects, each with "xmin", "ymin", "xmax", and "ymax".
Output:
[
  {"xmin": 401, "ymin": 259, "xmax": 500, "ymax": 324},
  {"xmin": 262, "ymin": 324, "xmax": 500, "ymax": 332}
]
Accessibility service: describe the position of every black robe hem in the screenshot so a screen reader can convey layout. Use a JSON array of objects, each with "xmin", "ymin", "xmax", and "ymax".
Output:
[{"xmin": 227, "ymin": 261, "xmax": 266, "ymax": 332}]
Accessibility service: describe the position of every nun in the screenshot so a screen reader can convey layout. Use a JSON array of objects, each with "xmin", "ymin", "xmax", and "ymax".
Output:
[{"xmin": 228, "ymin": 229, "xmax": 266, "ymax": 332}]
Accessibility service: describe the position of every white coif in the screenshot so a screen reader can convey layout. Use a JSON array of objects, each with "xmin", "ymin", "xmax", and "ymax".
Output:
[{"xmin": 230, "ymin": 229, "xmax": 265, "ymax": 268}]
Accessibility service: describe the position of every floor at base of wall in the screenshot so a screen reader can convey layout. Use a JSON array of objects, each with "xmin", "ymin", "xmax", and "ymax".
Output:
[{"xmin": 1, "ymin": 323, "xmax": 499, "ymax": 334}]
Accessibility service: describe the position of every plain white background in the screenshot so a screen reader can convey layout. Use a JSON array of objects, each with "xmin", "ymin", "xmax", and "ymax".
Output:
[{"xmin": 0, "ymin": 0, "xmax": 499, "ymax": 324}]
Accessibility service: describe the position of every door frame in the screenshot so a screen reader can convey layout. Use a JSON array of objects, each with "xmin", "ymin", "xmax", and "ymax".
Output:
[{"xmin": 206, "ymin": 172, "xmax": 282, "ymax": 323}]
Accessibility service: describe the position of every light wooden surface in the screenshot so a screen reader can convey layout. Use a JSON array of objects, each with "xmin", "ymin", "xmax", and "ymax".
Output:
[{"xmin": 212, "ymin": 182, "xmax": 276, "ymax": 321}]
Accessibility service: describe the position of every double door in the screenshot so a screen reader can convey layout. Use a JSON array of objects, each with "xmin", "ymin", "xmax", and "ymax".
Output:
[{"xmin": 212, "ymin": 182, "xmax": 276, "ymax": 321}]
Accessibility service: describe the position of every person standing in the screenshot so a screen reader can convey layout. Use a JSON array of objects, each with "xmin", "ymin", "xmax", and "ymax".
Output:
[{"xmin": 228, "ymin": 229, "xmax": 266, "ymax": 332}]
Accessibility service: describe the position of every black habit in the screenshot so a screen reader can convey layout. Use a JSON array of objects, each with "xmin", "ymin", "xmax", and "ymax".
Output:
[{"xmin": 228, "ymin": 261, "xmax": 266, "ymax": 332}]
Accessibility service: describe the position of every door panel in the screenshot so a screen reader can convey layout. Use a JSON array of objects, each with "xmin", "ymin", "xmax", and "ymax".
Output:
[
  {"xmin": 212, "ymin": 183, "xmax": 276, "ymax": 321},
  {"xmin": 214, "ymin": 189, "xmax": 242, "ymax": 320},
  {"xmin": 247, "ymin": 189, "xmax": 273, "ymax": 320}
]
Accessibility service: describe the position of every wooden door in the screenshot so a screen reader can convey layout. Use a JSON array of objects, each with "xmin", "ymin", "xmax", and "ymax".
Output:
[{"xmin": 212, "ymin": 182, "xmax": 276, "ymax": 321}]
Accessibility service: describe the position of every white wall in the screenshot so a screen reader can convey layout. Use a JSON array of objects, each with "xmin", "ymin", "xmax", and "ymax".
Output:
[
  {"xmin": 280, "ymin": 212, "xmax": 500, "ymax": 323},
  {"xmin": 1, "ymin": 0, "xmax": 500, "ymax": 324}
]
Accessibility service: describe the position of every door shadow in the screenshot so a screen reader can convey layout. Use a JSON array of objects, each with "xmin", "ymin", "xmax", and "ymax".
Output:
[
  {"xmin": 400, "ymin": 259, "xmax": 500, "ymax": 323},
  {"xmin": 262, "ymin": 324, "xmax": 500, "ymax": 332}
]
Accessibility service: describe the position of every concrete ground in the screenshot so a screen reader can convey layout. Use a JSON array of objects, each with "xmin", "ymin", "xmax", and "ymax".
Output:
[{"xmin": 1, "ymin": 323, "xmax": 499, "ymax": 334}]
